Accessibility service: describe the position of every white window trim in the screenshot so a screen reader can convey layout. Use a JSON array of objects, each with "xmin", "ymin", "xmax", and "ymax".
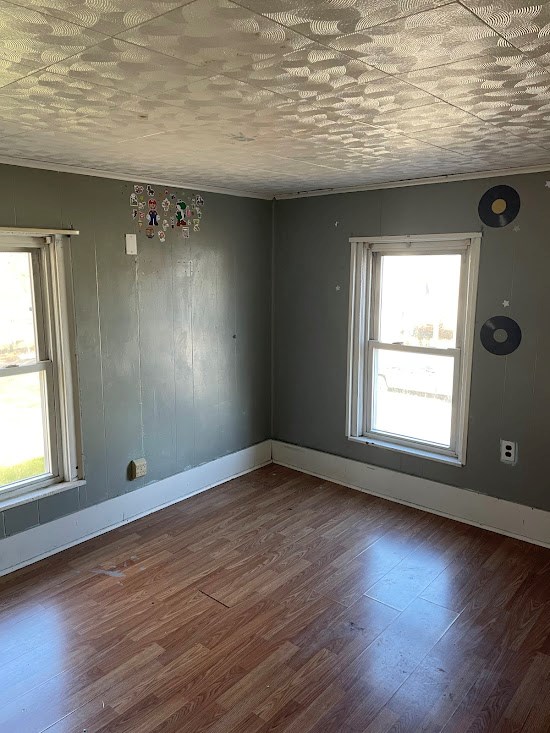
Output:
[
  {"xmin": 0, "ymin": 232, "xmax": 84, "ymax": 509},
  {"xmin": 346, "ymin": 232, "xmax": 481, "ymax": 466}
]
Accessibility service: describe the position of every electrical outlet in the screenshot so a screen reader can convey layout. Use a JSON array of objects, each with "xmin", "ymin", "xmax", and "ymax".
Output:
[
  {"xmin": 500, "ymin": 440, "xmax": 517, "ymax": 465},
  {"xmin": 129, "ymin": 458, "xmax": 147, "ymax": 479}
]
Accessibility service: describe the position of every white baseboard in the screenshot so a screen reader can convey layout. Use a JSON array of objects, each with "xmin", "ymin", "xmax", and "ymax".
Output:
[
  {"xmin": 3, "ymin": 438, "xmax": 547, "ymax": 577},
  {"xmin": 272, "ymin": 441, "xmax": 550, "ymax": 549},
  {"xmin": 0, "ymin": 440, "xmax": 272, "ymax": 576}
]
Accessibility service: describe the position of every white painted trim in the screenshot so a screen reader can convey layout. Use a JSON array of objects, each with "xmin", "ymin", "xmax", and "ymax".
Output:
[
  {"xmin": 0, "ymin": 440, "xmax": 272, "ymax": 576},
  {"xmin": 348, "ymin": 435, "xmax": 461, "ymax": 466},
  {"xmin": 275, "ymin": 164, "xmax": 550, "ymax": 199},
  {"xmin": 0, "ymin": 480, "xmax": 86, "ymax": 512},
  {"xmin": 2, "ymin": 157, "xmax": 548, "ymax": 203},
  {"xmin": 0, "ymin": 227, "xmax": 79, "ymax": 236},
  {"xmin": 349, "ymin": 232, "xmax": 481, "ymax": 246},
  {"xmin": 0, "ymin": 156, "xmax": 271, "ymax": 200},
  {"xmin": 346, "ymin": 235, "xmax": 480, "ymax": 465},
  {"xmin": 272, "ymin": 441, "xmax": 550, "ymax": 549}
]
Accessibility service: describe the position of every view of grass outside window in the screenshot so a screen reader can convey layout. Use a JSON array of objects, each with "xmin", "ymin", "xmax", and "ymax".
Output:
[{"xmin": 0, "ymin": 251, "xmax": 48, "ymax": 488}]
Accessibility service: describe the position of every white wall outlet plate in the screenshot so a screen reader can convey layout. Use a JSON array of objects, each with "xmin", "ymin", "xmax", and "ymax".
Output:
[
  {"xmin": 500, "ymin": 440, "xmax": 518, "ymax": 465},
  {"xmin": 125, "ymin": 233, "xmax": 138, "ymax": 255},
  {"xmin": 129, "ymin": 458, "xmax": 147, "ymax": 479}
]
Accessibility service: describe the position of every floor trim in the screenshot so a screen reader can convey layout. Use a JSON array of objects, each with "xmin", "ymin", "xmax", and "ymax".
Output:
[
  {"xmin": 272, "ymin": 441, "xmax": 550, "ymax": 548},
  {"xmin": 0, "ymin": 441, "xmax": 272, "ymax": 576}
]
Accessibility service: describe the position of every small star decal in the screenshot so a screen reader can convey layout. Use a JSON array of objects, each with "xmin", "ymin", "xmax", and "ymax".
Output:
[
  {"xmin": 546, "ymin": 181, "xmax": 550, "ymax": 188},
  {"xmin": 513, "ymin": 225, "xmax": 520, "ymax": 232},
  {"xmin": 502, "ymin": 300, "xmax": 510, "ymax": 308},
  {"xmin": 335, "ymin": 285, "xmax": 341, "ymax": 291}
]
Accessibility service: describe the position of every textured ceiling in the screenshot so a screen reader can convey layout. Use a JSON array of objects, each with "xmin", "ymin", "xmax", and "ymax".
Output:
[{"xmin": 0, "ymin": 0, "xmax": 550, "ymax": 196}]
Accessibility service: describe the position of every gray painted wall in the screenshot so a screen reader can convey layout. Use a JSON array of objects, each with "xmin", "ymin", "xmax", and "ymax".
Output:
[
  {"xmin": 1, "ymin": 164, "xmax": 549, "ymax": 544},
  {"xmin": 274, "ymin": 172, "xmax": 550, "ymax": 512},
  {"xmin": 0, "ymin": 164, "xmax": 272, "ymax": 538}
]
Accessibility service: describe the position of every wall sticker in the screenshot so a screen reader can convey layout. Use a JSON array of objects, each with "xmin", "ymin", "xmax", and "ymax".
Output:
[{"xmin": 131, "ymin": 183, "xmax": 205, "ymax": 241}]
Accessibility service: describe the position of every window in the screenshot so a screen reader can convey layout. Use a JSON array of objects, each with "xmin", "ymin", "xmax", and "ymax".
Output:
[
  {"xmin": 0, "ymin": 233, "xmax": 81, "ymax": 502},
  {"xmin": 346, "ymin": 233, "xmax": 480, "ymax": 465}
]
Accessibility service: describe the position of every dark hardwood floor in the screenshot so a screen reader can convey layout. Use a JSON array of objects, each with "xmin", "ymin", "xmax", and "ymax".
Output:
[{"xmin": 1, "ymin": 464, "xmax": 549, "ymax": 732}]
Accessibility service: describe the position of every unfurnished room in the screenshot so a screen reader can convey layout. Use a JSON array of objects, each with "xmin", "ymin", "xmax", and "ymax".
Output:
[{"xmin": 0, "ymin": 1, "xmax": 549, "ymax": 731}]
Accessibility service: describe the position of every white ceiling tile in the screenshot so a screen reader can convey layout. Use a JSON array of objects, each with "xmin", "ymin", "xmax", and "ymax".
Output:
[
  {"xmin": 117, "ymin": 0, "xmax": 311, "ymax": 74},
  {"xmin": 316, "ymin": 75, "xmax": 434, "ymax": 115},
  {"xmin": 4, "ymin": 0, "xmax": 194, "ymax": 35},
  {"xmin": 225, "ymin": 45, "xmax": 385, "ymax": 101},
  {"xmin": 461, "ymin": 1, "xmax": 550, "ymax": 71},
  {"xmin": 0, "ymin": 1, "xmax": 108, "ymax": 66},
  {"xmin": 330, "ymin": 3, "xmax": 513, "ymax": 74},
  {"xmin": 235, "ymin": 1, "xmax": 454, "ymax": 43},
  {"xmin": 402, "ymin": 52, "xmax": 550, "ymax": 129},
  {"xmin": 46, "ymin": 38, "xmax": 211, "ymax": 103},
  {"xmin": 0, "ymin": 55, "xmax": 36, "ymax": 88}
]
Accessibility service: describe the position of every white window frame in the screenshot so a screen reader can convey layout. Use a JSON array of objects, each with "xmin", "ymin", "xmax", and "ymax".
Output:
[
  {"xmin": 346, "ymin": 232, "xmax": 481, "ymax": 466},
  {"xmin": 0, "ymin": 230, "xmax": 83, "ymax": 507}
]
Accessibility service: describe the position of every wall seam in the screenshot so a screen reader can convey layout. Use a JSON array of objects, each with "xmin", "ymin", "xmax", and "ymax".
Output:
[
  {"xmin": 270, "ymin": 197, "xmax": 276, "ymax": 439},
  {"xmin": 135, "ymin": 253, "xmax": 145, "ymax": 460},
  {"xmin": 94, "ymin": 233, "xmax": 109, "ymax": 502}
]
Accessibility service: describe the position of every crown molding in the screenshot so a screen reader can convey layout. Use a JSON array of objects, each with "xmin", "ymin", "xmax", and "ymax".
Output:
[
  {"xmin": 273, "ymin": 164, "xmax": 550, "ymax": 199},
  {"xmin": 1, "ymin": 156, "xmax": 549, "ymax": 202},
  {"xmin": 0, "ymin": 155, "xmax": 273, "ymax": 200}
]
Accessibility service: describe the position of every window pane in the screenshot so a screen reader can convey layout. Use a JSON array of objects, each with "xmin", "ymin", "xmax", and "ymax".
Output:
[
  {"xmin": 0, "ymin": 372, "xmax": 49, "ymax": 488},
  {"xmin": 0, "ymin": 251, "xmax": 38, "ymax": 368},
  {"xmin": 372, "ymin": 348, "xmax": 454, "ymax": 447},
  {"xmin": 378, "ymin": 254, "xmax": 462, "ymax": 348}
]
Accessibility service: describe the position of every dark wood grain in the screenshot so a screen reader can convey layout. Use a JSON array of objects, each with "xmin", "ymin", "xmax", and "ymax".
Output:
[{"xmin": 1, "ymin": 465, "xmax": 549, "ymax": 732}]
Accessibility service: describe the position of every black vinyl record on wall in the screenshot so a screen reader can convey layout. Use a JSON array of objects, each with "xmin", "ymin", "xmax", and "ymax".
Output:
[
  {"xmin": 478, "ymin": 185, "xmax": 520, "ymax": 227},
  {"xmin": 480, "ymin": 316, "xmax": 522, "ymax": 356}
]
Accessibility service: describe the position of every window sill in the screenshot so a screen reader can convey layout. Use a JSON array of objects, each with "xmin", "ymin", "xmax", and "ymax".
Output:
[
  {"xmin": 348, "ymin": 436, "xmax": 463, "ymax": 467},
  {"xmin": 0, "ymin": 479, "xmax": 86, "ymax": 513}
]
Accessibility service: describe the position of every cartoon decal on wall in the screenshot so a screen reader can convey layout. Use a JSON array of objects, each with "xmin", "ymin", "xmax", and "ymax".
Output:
[
  {"xmin": 478, "ymin": 185, "xmax": 520, "ymax": 228},
  {"xmin": 175, "ymin": 200, "xmax": 187, "ymax": 226},
  {"xmin": 131, "ymin": 184, "xmax": 205, "ymax": 241},
  {"xmin": 480, "ymin": 316, "xmax": 522, "ymax": 356}
]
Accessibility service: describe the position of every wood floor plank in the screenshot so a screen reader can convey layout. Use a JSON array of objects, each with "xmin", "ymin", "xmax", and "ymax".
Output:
[{"xmin": 0, "ymin": 464, "xmax": 548, "ymax": 733}]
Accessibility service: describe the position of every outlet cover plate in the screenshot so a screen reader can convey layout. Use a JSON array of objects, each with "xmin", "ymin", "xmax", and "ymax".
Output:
[{"xmin": 500, "ymin": 440, "xmax": 517, "ymax": 465}]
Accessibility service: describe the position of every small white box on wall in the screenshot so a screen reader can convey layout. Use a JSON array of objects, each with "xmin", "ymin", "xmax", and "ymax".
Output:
[{"xmin": 125, "ymin": 233, "xmax": 137, "ymax": 255}]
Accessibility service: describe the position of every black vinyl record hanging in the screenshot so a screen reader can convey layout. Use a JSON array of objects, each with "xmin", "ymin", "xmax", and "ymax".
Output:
[
  {"xmin": 478, "ymin": 185, "xmax": 520, "ymax": 228},
  {"xmin": 480, "ymin": 316, "xmax": 522, "ymax": 356}
]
